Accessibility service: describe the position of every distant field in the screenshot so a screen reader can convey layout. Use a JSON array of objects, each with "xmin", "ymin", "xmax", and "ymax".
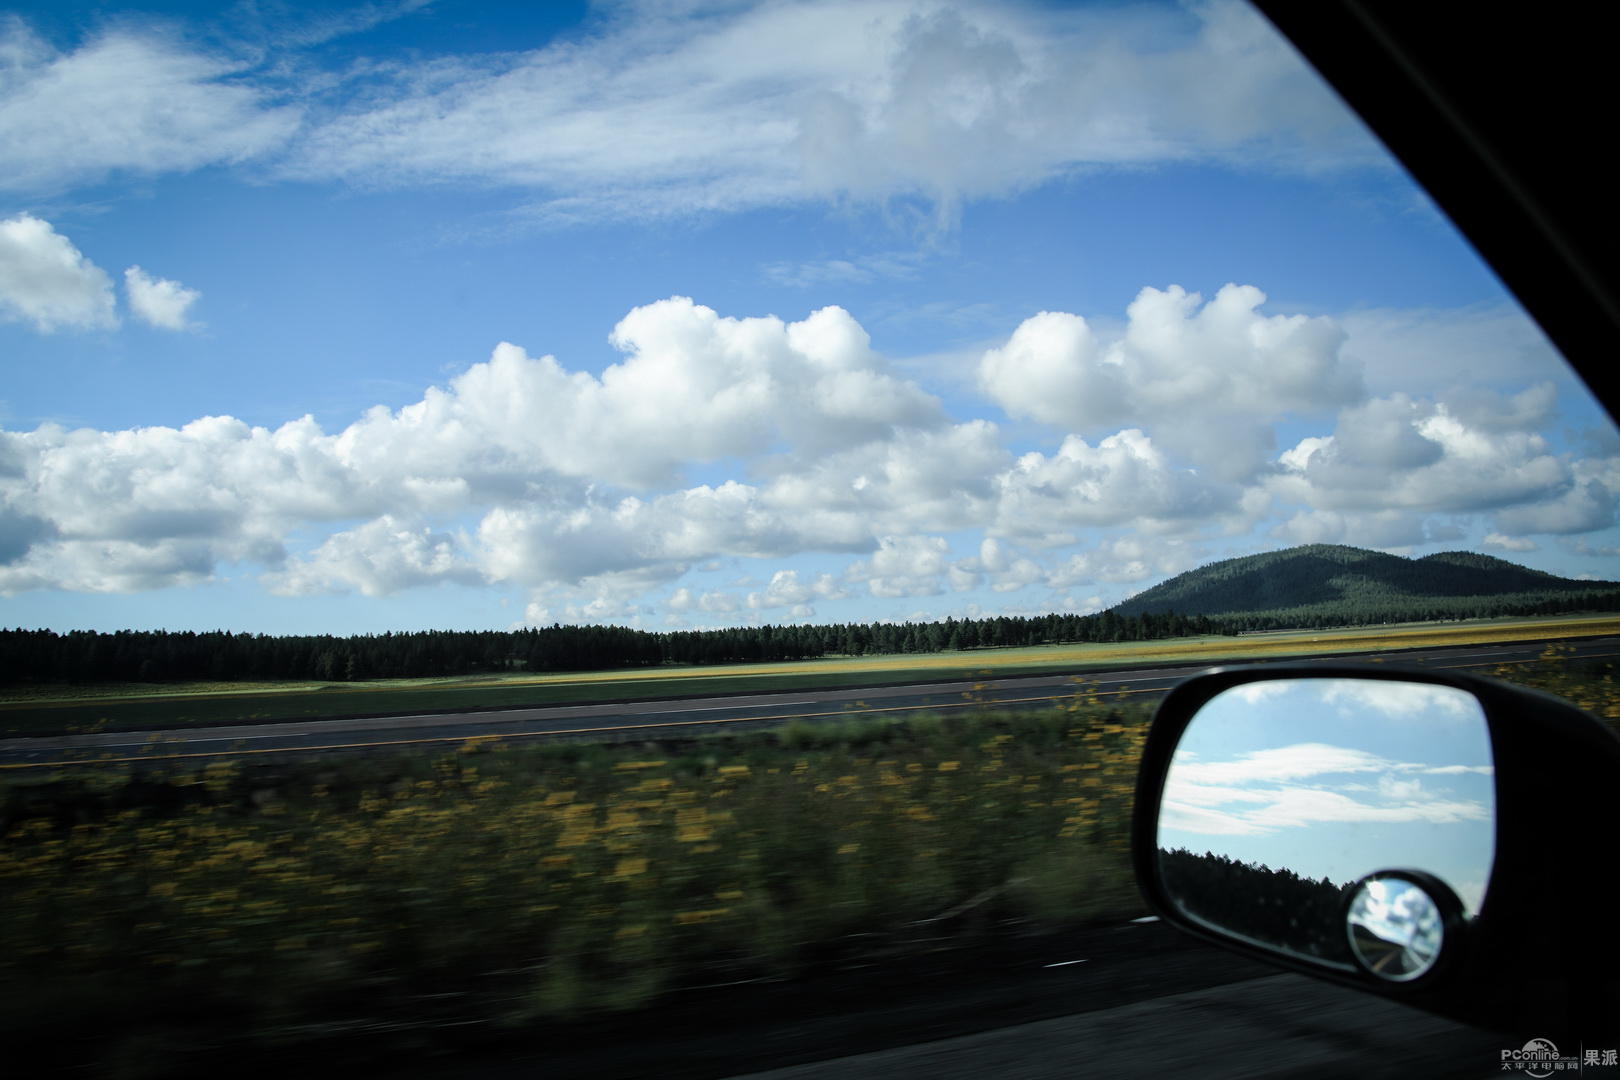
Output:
[{"xmin": 3, "ymin": 613, "xmax": 1616, "ymax": 737}]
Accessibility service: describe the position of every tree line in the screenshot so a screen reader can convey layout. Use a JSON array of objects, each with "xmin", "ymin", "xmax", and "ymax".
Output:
[
  {"xmin": 3, "ymin": 587, "xmax": 1616, "ymax": 685},
  {"xmin": 0, "ymin": 611, "xmax": 1209, "ymax": 684},
  {"xmin": 1158, "ymin": 847, "xmax": 1353, "ymax": 962}
]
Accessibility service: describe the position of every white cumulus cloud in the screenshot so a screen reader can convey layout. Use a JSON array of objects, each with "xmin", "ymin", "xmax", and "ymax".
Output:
[
  {"xmin": 266, "ymin": 515, "xmax": 479, "ymax": 598},
  {"xmin": 124, "ymin": 265, "xmax": 201, "ymax": 330},
  {"xmin": 994, "ymin": 429, "xmax": 1224, "ymax": 536},
  {"xmin": 0, "ymin": 214, "xmax": 117, "ymax": 332},
  {"xmin": 1273, "ymin": 397, "xmax": 1576, "ymax": 523},
  {"xmin": 2, "ymin": 291, "xmax": 1615, "ymax": 608},
  {"xmin": 980, "ymin": 284, "xmax": 1360, "ymax": 482},
  {"xmin": 334, "ymin": 297, "xmax": 940, "ymax": 494},
  {"xmin": 846, "ymin": 534, "xmax": 953, "ymax": 598}
]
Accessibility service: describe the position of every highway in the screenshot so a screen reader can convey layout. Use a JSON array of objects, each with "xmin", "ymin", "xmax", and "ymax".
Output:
[{"xmin": 3, "ymin": 636, "xmax": 1613, "ymax": 769}]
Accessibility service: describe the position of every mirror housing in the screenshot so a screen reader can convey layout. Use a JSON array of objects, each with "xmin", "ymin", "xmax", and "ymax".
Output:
[{"xmin": 1133, "ymin": 663, "xmax": 1620, "ymax": 1040}]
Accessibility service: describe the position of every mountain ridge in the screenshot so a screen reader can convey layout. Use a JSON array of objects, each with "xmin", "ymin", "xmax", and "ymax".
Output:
[{"xmin": 1110, "ymin": 544, "xmax": 1617, "ymax": 620}]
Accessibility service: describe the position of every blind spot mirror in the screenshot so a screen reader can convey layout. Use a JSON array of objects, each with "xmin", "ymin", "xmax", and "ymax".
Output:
[
  {"xmin": 1154, "ymin": 677, "xmax": 1494, "ymax": 971},
  {"xmin": 1345, "ymin": 871, "xmax": 1461, "ymax": 982}
]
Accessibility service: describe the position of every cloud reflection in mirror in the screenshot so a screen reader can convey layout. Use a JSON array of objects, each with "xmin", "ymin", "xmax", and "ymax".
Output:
[{"xmin": 1157, "ymin": 677, "xmax": 1494, "ymax": 961}]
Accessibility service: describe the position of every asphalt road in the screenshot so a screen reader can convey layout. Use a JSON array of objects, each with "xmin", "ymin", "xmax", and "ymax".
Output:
[
  {"xmin": 376, "ymin": 914, "xmax": 1513, "ymax": 1080},
  {"xmin": 3, "ymin": 636, "xmax": 1614, "ymax": 769},
  {"xmin": 725, "ymin": 972, "xmax": 1512, "ymax": 1080}
]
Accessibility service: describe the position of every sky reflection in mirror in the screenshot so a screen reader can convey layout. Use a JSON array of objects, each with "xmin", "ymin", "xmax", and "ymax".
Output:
[{"xmin": 1158, "ymin": 678, "xmax": 1494, "ymax": 916}]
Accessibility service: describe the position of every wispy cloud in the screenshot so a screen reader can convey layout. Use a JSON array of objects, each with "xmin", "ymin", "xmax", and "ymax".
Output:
[
  {"xmin": 762, "ymin": 250, "xmax": 924, "ymax": 288},
  {"xmin": 1162, "ymin": 741, "xmax": 1491, "ymax": 837},
  {"xmin": 0, "ymin": 0, "xmax": 1367, "ymax": 226},
  {"xmin": 0, "ymin": 20, "xmax": 299, "ymax": 193}
]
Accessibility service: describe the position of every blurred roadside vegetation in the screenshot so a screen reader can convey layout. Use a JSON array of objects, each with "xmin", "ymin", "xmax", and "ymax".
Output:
[
  {"xmin": 2, "ymin": 653, "xmax": 1615, "ymax": 1077},
  {"xmin": 1, "ymin": 689, "xmax": 1146, "ymax": 1077},
  {"xmin": 1490, "ymin": 642, "xmax": 1620, "ymax": 735}
]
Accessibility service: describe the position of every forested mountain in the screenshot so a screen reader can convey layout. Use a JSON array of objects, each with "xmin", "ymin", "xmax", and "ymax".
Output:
[
  {"xmin": 4, "ymin": 546, "xmax": 1616, "ymax": 685},
  {"xmin": 1111, "ymin": 544, "xmax": 1616, "ymax": 622}
]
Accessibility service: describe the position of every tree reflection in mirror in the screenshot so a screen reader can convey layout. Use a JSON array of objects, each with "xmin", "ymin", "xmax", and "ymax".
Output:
[{"xmin": 1156, "ymin": 678, "xmax": 1494, "ymax": 969}]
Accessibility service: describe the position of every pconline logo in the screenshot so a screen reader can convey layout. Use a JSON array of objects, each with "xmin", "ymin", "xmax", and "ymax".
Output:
[{"xmin": 1501, "ymin": 1038, "xmax": 1576, "ymax": 1077}]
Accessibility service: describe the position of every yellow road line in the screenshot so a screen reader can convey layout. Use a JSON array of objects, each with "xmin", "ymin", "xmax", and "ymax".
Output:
[{"xmin": 1445, "ymin": 650, "xmax": 1618, "ymax": 670}]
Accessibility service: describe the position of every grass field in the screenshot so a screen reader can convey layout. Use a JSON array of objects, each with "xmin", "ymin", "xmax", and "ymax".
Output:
[{"xmin": 4, "ymin": 613, "xmax": 1616, "ymax": 738}]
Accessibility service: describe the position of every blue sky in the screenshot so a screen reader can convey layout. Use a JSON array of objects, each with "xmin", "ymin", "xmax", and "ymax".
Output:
[{"xmin": 2, "ymin": 0, "xmax": 1618, "ymax": 636}]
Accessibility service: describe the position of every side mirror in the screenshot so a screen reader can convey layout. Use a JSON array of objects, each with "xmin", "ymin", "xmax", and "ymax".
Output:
[{"xmin": 1132, "ymin": 663, "xmax": 1620, "ymax": 1040}]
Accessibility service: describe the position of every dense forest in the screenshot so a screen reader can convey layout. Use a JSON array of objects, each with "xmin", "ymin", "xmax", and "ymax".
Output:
[{"xmin": 4, "ymin": 545, "xmax": 1617, "ymax": 685}]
